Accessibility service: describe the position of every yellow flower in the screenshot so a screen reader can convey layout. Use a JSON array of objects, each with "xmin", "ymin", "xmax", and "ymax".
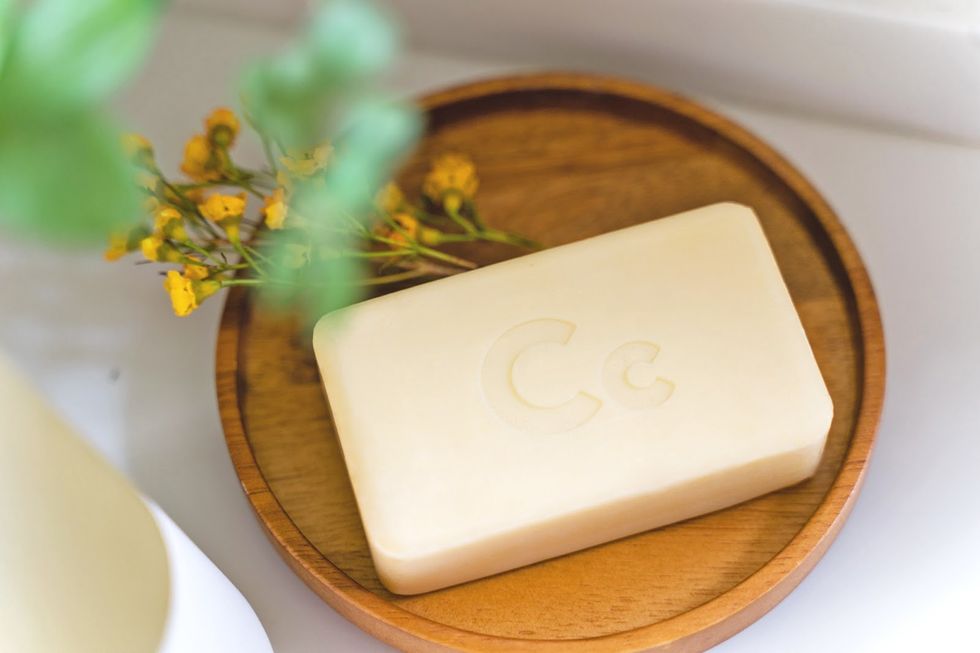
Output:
[
  {"xmin": 140, "ymin": 234, "xmax": 166, "ymax": 261},
  {"xmin": 262, "ymin": 188, "xmax": 287, "ymax": 230},
  {"xmin": 180, "ymin": 134, "xmax": 222, "ymax": 181},
  {"xmin": 163, "ymin": 270, "xmax": 196, "ymax": 316},
  {"xmin": 163, "ymin": 270, "xmax": 221, "ymax": 317},
  {"xmin": 393, "ymin": 212, "xmax": 418, "ymax": 240},
  {"xmin": 198, "ymin": 192, "xmax": 246, "ymax": 223},
  {"xmin": 422, "ymin": 153, "xmax": 479, "ymax": 213},
  {"xmin": 140, "ymin": 234, "xmax": 180, "ymax": 263},
  {"xmin": 378, "ymin": 212, "xmax": 419, "ymax": 247},
  {"xmin": 199, "ymin": 192, "xmax": 246, "ymax": 241},
  {"xmin": 154, "ymin": 206, "xmax": 187, "ymax": 240},
  {"xmin": 279, "ymin": 144, "xmax": 331, "ymax": 177},
  {"xmin": 205, "ymin": 107, "xmax": 239, "ymax": 147},
  {"xmin": 183, "ymin": 262, "xmax": 210, "ymax": 280},
  {"xmin": 377, "ymin": 182, "xmax": 404, "ymax": 214},
  {"xmin": 121, "ymin": 133, "xmax": 155, "ymax": 168},
  {"xmin": 140, "ymin": 234, "xmax": 163, "ymax": 261},
  {"xmin": 104, "ymin": 232, "xmax": 130, "ymax": 262}
]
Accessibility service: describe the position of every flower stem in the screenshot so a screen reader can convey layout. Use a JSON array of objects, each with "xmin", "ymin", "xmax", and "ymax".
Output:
[
  {"xmin": 359, "ymin": 268, "xmax": 429, "ymax": 285},
  {"xmin": 259, "ymin": 132, "xmax": 280, "ymax": 175},
  {"xmin": 220, "ymin": 278, "xmax": 264, "ymax": 287},
  {"xmin": 468, "ymin": 203, "xmax": 488, "ymax": 230},
  {"xmin": 181, "ymin": 241, "xmax": 225, "ymax": 265},
  {"xmin": 446, "ymin": 206, "xmax": 478, "ymax": 234},
  {"xmin": 415, "ymin": 243, "xmax": 477, "ymax": 268},
  {"xmin": 479, "ymin": 227, "xmax": 541, "ymax": 250},
  {"xmin": 232, "ymin": 239, "xmax": 264, "ymax": 275},
  {"xmin": 373, "ymin": 235, "xmax": 476, "ymax": 269},
  {"xmin": 244, "ymin": 243, "xmax": 272, "ymax": 265}
]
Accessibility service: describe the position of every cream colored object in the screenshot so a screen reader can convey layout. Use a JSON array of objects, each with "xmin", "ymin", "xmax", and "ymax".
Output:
[
  {"xmin": 314, "ymin": 202, "xmax": 833, "ymax": 595},
  {"xmin": 0, "ymin": 354, "xmax": 274, "ymax": 653},
  {"xmin": 0, "ymin": 355, "xmax": 169, "ymax": 653}
]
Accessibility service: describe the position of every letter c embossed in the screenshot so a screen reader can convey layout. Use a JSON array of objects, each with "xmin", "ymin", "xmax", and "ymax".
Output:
[
  {"xmin": 481, "ymin": 319, "xmax": 602, "ymax": 434},
  {"xmin": 601, "ymin": 341, "xmax": 675, "ymax": 409}
]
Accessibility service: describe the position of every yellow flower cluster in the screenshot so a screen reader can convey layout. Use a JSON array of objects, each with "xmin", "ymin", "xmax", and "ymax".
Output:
[
  {"xmin": 262, "ymin": 188, "xmax": 287, "ymax": 230},
  {"xmin": 155, "ymin": 206, "xmax": 187, "ymax": 240},
  {"xmin": 387, "ymin": 212, "xmax": 419, "ymax": 246},
  {"xmin": 199, "ymin": 192, "xmax": 247, "ymax": 241},
  {"xmin": 372, "ymin": 155, "xmax": 483, "ymax": 251},
  {"xmin": 108, "ymin": 104, "xmax": 533, "ymax": 318},
  {"xmin": 106, "ymin": 111, "xmax": 254, "ymax": 316},
  {"xmin": 422, "ymin": 153, "xmax": 479, "ymax": 214},
  {"xmin": 163, "ymin": 270, "xmax": 221, "ymax": 317},
  {"xmin": 136, "ymin": 205, "xmax": 190, "ymax": 263},
  {"xmin": 205, "ymin": 108, "xmax": 239, "ymax": 147},
  {"xmin": 180, "ymin": 107, "xmax": 240, "ymax": 182},
  {"xmin": 109, "ymin": 111, "xmax": 303, "ymax": 316},
  {"xmin": 371, "ymin": 188, "xmax": 447, "ymax": 249},
  {"xmin": 180, "ymin": 136, "xmax": 221, "ymax": 182}
]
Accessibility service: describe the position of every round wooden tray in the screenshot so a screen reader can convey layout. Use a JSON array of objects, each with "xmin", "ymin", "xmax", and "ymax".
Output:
[{"xmin": 217, "ymin": 73, "xmax": 884, "ymax": 652}]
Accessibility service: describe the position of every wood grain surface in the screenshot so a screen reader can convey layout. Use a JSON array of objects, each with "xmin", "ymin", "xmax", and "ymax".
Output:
[{"xmin": 216, "ymin": 73, "xmax": 885, "ymax": 652}]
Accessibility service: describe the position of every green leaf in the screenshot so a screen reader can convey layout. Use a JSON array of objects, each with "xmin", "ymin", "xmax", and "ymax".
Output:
[
  {"xmin": 241, "ymin": 0, "xmax": 422, "ymax": 321},
  {"xmin": 0, "ymin": 110, "xmax": 141, "ymax": 243},
  {"xmin": 1, "ymin": 0, "xmax": 162, "ymax": 112},
  {"xmin": 331, "ymin": 97, "xmax": 422, "ymax": 190},
  {"xmin": 0, "ymin": 0, "xmax": 16, "ymax": 77},
  {"xmin": 240, "ymin": 0, "xmax": 400, "ymax": 149},
  {"xmin": 308, "ymin": 0, "xmax": 398, "ymax": 82},
  {"xmin": 0, "ymin": 0, "xmax": 161, "ymax": 243},
  {"xmin": 306, "ymin": 252, "xmax": 361, "ymax": 318},
  {"xmin": 261, "ymin": 217, "xmax": 363, "ymax": 323},
  {"xmin": 240, "ymin": 58, "xmax": 324, "ymax": 150},
  {"xmin": 274, "ymin": 100, "xmax": 418, "ymax": 316}
]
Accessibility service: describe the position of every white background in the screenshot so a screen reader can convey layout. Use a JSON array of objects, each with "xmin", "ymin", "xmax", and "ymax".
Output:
[{"xmin": 2, "ymin": 2, "xmax": 979, "ymax": 651}]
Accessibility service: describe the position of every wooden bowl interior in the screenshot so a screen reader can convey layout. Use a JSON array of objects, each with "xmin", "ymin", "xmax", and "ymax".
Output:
[{"xmin": 224, "ymin": 79, "xmax": 870, "ymax": 647}]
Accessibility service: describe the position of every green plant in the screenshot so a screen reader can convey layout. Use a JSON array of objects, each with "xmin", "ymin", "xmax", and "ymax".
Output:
[{"xmin": 0, "ymin": 0, "xmax": 537, "ymax": 320}]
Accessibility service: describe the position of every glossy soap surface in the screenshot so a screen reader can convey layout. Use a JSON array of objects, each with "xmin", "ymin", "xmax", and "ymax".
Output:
[{"xmin": 313, "ymin": 203, "xmax": 833, "ymax": 595}]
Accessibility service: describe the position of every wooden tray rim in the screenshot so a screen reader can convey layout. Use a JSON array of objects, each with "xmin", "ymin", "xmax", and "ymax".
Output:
[{"xmin": 216, "ymin": 72, "xmax": 886, "ymax": 652}]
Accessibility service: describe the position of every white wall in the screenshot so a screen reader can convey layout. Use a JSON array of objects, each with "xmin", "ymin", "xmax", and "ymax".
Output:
[{"xmin": 174, "ymin": 0, "xmax": 980, "ymax": 144}]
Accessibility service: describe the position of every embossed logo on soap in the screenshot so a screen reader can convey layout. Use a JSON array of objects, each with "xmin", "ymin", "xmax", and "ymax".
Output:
[{"xmin": 481, "ymin": 318, "xmax": 674, "ymax": 434}]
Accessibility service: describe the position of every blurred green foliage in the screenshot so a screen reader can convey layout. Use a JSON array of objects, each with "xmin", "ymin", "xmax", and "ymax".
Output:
[
  {"xmin": 0, "ymin": 0, "xmax": 422, "ymax": 319},
  {"xmin": 0, "ymin": 0, "xmax": 161, "ymax": 243},
  {"xmin": 243, "ymin": 0, "xmax": 421, "ymax": 317}
]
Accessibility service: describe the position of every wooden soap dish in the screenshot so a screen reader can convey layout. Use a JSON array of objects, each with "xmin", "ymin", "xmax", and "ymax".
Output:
[{"xmin": 216, "ymin": 73, "xmax": 884, "ymax": 652}]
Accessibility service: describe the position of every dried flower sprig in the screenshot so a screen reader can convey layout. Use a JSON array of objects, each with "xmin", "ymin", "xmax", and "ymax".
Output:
[{"xmin": 105, "ymin": 107, "xmax": 538, "ymax": 317}]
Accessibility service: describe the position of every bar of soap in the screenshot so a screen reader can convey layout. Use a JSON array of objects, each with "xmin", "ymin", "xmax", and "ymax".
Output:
[{"xmin": 313, "ymin": 202, "xmax": 833, "ymax": 595}]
